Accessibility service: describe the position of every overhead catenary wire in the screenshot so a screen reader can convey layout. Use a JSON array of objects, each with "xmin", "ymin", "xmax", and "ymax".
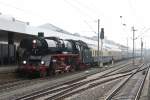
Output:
[
  {"xmin": 63, "ymin": 0, "xmax": 98, "ymax": 35},
  {"xmin": 0, "ymin": 0, "xmax": 103, "ymax": 36},
  {"xmin": 68, "ymin": 0, "xmax": 107, "ymax": 35},
  {"xmin": 135, "ymin": 27, "xmax": 150, "ymax": 40},
  {"xmin": 127, "ymin": 0, "xmax": 145, "ymax": 30},
  {"xmin": 0, "ymin": 1, "xmax": 50, "ymax": 22},
  {"xmin": 64, "ymin": 0, "xmax": 96, "ymax": 21},
  {"xmin": 0, "ymin": 1, "xmax": 75, "ymax": 29},
  {"xmin": 0, "ymin": 0, "xmax": 99, "ymax": 37},
  {"xmin": 70, "ymin": 0, "xmax": 100, "ymax": 18}
]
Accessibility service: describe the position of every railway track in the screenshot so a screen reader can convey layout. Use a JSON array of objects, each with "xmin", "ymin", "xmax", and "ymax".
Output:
[
  {"xmin": 15, "ymin": 62, "xmax": 141, "ymax": 100},
  {"xmin": 16, "ymin": 72, "xmax": 130, "ymax": 100},
  {"xmin": 0, "ymin": 78, "xmax": 52, "ymax": 93},
  {"xmin": 0, "ymin": 60, "xmax": 140, "ymax": 100},
  {"xmin": 104, "ymin": 63, "xmax": 149, "ymax": 100},
  {"xmin": 102, "ymin": 66, "xmax": 147, "ymax": 79},
  {"xmin": 0, "ymin": 79, "xmax": 21, "ymax": 86},
  {"xmin": 0, "ymin": 60, "xmax": 130, "ymax": 93}
]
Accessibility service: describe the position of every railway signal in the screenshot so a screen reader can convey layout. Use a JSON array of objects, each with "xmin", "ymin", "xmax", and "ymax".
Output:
[
  {"xmin": 100, "ymin": 28, "xmax": 104, "ymax": 39},
  {"xmin": 100, "ymin": 28, "xmax": 104, "ymax": 67}
]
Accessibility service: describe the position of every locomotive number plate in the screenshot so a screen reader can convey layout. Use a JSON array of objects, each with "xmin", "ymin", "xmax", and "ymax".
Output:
[{"xmin": 30, "ymin": 56, "xmax": 41, "ymax": 60}]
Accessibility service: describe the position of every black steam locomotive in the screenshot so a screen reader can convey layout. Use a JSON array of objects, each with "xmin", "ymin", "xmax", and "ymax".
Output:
[{"xmin": 17, "ymin": 36, "xmax": 92, "ymax": 77}]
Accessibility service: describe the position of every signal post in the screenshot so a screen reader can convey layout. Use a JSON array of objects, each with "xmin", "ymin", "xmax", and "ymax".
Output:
[{"xmin": 100, "ymin": 28, "xmax": 104, "ymax": 67}]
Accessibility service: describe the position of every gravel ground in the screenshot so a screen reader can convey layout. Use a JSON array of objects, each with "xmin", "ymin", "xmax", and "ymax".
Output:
[
  {"xmin": 106, "ymin": 64, "xmax": 139, "ymax": 76},
  {"xmin": 65, "ymin": 78, "xmax": 124, "ymax": 100},
  {"xmin": 139, "ymin": 66, "xmax": 150, "ymax": 100},
  {"xmin": 111, "ymin": 70, "xmax": 146, "ymax": 100},
  {"xmin": 0, "ymin": 68, "xmax": 104, "ymax": 100},
  {"xmin": 0, "ymin": 60, "xmax": 131, "ymax": 100},
  {"xmin": 64, "ymin": 63, "xmax": 146, "ymax": 100},
  {"xmin": 0, "ymin": 66, "xmax": 17, "ymax": 73}
]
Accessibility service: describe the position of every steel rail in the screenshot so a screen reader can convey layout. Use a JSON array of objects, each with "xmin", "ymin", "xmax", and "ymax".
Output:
[
  {"xmin": 134, "ymin": 64, "xmax": 149, "ymax": 100},
  {"xmin": 16, "ymin": 62, "xmax": 131, "ymax": 100},
  {"xmin": 104, "ymin": 63, "xmax": 145, "ymax": 100}
]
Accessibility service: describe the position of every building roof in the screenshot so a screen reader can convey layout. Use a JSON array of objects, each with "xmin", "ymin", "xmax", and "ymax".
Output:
[
  {"xmin": 0, "ymin": 14, "xmax": 28, "ymax": 33},
  {"xmin": 0, "ymin": 14, "xmax": 127, "ymax": 51}
]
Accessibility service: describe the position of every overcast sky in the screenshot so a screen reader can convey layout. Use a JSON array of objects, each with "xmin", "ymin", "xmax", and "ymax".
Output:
[{"xmin": 0, "ymin": 0, "xmax": 150, "ymax": 49}]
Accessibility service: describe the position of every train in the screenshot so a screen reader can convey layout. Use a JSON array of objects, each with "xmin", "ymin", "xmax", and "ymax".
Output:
[
  {"xmin": 17, "ymin": 36, "xmax": 93, "ymax": 77},
  {"xmin": 17, "ymin": 35, "xmax": 132, "ymax": 78}
]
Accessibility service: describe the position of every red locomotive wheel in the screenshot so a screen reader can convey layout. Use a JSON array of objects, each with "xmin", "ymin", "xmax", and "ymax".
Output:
[
  {"xmin": 40, "ymin": 72, "xmax": 46, "ymax": 77},
  {"xmin": 40, "ymin": 70, "xmax": 47, "ymax": 77}
]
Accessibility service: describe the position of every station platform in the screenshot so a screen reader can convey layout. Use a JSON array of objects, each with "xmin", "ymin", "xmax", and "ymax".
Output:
[{"xmin": 0, "ymin": 65, "xmax": 17, "ymax": 73}]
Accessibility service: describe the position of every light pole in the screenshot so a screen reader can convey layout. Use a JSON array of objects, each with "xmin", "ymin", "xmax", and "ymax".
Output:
[
  {"xmin": 122, "ymin": 24, "xmax": 129, "ymax": 58},
  {"xmin": 97, "ymin": 19, "xmax": 104, "ymax": 67},
  {"xmin": 97, "ymin": 19, "xmax": 100, "ymax": 67},
  {"xmin": 144, "ymin": 41, "xmax": 146, "ymax": 60},
  {"xmin": 100, "ymin": 37, "xmax": 103, "ymax": 67},
  {"xmin": 100, "ymin": 28, "xmax": 104, "ymax": 67},
  {"xmin": 132, "ymin": 26, "xmax": 137, "ymax": 65},
  {"xmin": 127, "ymin": 37, "xmax": 128, "ymax": 58},
  {"xmin": 120, "ymin": 16, "xmax": 128, "ymax": 58},
  {"xmin": 141, "ymin": 38, "xmax": 143, "ymax": 62}
]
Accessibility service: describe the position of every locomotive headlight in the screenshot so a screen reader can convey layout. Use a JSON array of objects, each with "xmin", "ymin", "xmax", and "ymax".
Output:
[
  {"xmin": 33, "ymin": 40, "xmax": 36, "ymax": 44},
  {"xmin": 52, "ymin": 59, "xmax": 57, "ymax": 62},
  {"xmin": 23, "ymin": 60, "xmax": 27, "ymax": 64},
  {"xmin": 41, "ymin": 61, "xmax": 45, "ymax": 65}
]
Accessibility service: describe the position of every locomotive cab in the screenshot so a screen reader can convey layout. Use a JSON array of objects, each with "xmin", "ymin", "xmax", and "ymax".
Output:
[{"xmin": 75, "ymin": 40, "xmax": 92, "ymax": 66}]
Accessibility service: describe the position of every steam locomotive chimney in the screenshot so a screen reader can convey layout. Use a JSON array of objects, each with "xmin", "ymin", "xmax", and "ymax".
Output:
[{"xmin": 38, "ymin": 32, "xmax": 44, "ymax": 37}]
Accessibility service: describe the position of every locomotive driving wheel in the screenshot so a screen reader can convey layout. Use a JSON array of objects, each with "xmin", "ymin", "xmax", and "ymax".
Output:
[{"xmin": 39, "ymin": 69, "xmax": 47, "ymax": 77}]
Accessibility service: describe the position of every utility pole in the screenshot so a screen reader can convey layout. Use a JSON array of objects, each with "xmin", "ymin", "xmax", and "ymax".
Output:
[
  {"xmin": 132, "ymin": 26, "xmax": 137, "ymax": 65},
  {"xmin": 97, "ymin": 19, "xmax": 100, "ymax": 67},
  {"xmin": 145, "ymin": 41, "xmax": 146, "ymax": 59},
  {"xmin": 100, "ymin": 38, "xmax": 103, "ymax": 67},
  {"xmin": 127, "ymin": 38, "xmax": 128, "ymax": 58},
  {"xmin": 141, "ymin": 38, "xmax": 143, "ymax": 62},
  {"xmin": 100, "ymin": 28, "xmax": 104, "ymax": 67}
]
